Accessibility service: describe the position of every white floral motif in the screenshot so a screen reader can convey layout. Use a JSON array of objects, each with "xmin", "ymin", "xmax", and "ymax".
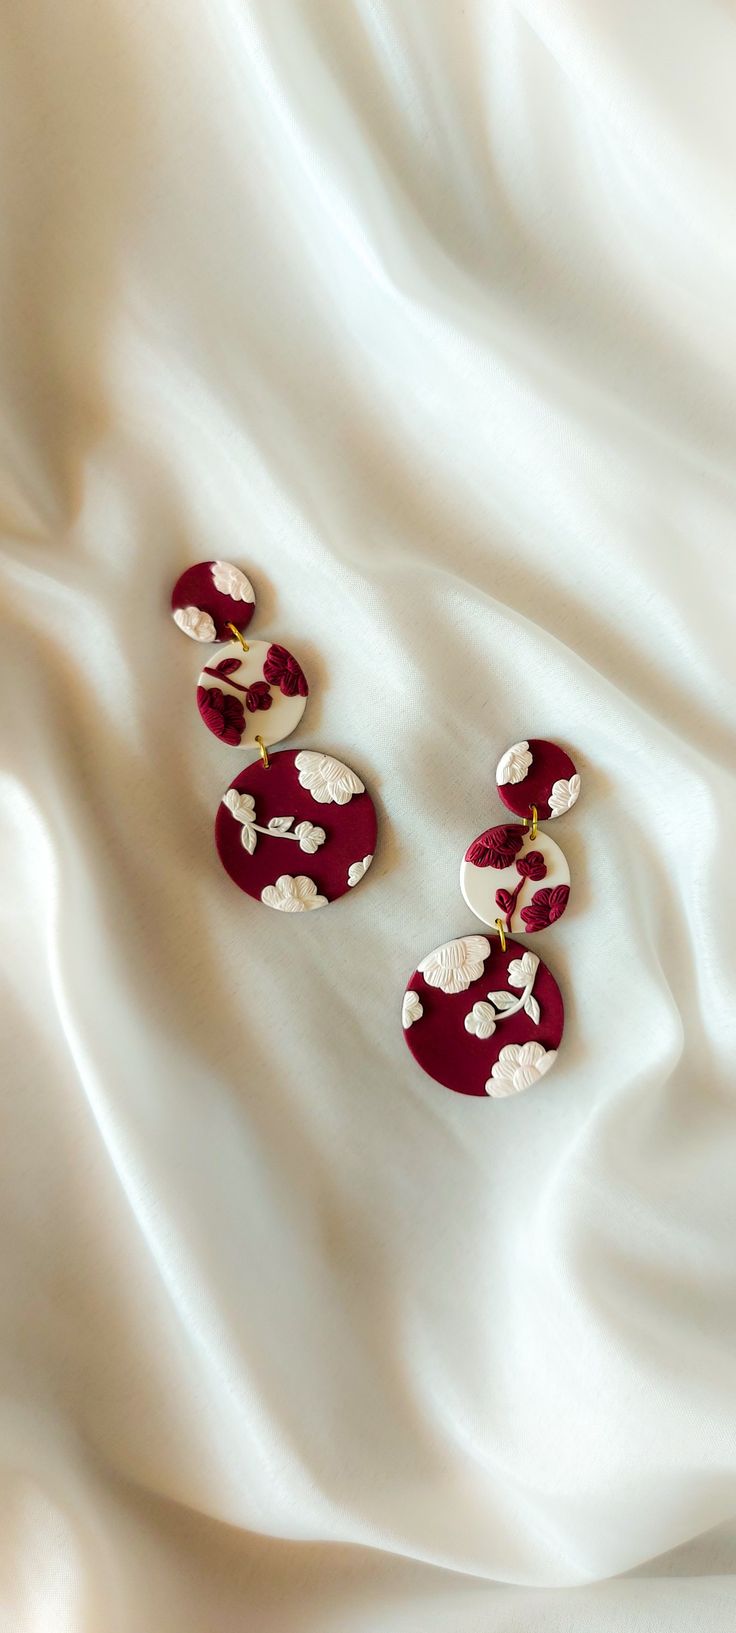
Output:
[
  {"xmin": 417, "ymin": 936, "xmax": 491, "ymax": 995},
  {"xmin": 294, "ymin": 822, "xmax": 326, "ymax": 854},
  {"xmin": 487, "ymin": 1042, "xmax": 557, "ymax": 1097},
  {"xmin": 507, "ymin": 951, "xmax": 540, "ymax": 990},
  {"xmin": 347, "ymin": 855, "xmax": 373, "ymax": 887},
  {"xmin": 496, "ymin": 741, "xmax": 533, "ymax": 786},
  {"xmin": 261, "ymin": 875, "xmax": 328, "ymax": 912},
  {"xmin": 464, "ymin": 1002, "xmax": 496, "ymax": 1040},
  {"xmin": 222, "ymin": 790, "xmax": 325, "ymax": 855},
  {"xmin": 548, "ymin": 774, "xmax": 581, "ymax": 818},
  {"xmin": 211, "ymin": 561, "xmax": 255, "ymax": 603},
  {"xmin": 465, "ymin": 950, "xmax": 541, "ymax": 1034},
  {"xmin": 402, "ymin": 990, "xmax": 423, "ymax": 1029},
  {"xmin": 295, "ymin": 751, "xmax": 365, "ymax": 806},
  {"xmin": 173, "ymin": 605, "xmax": 217, "ymax": 642}
]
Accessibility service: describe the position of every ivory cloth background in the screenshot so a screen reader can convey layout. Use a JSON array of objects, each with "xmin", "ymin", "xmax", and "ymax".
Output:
[{"xmin": 2, "ymin": 2, "xmax": 736, "ymax": 1628}]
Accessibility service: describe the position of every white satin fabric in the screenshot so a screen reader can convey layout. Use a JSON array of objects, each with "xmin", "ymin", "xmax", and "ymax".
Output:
[{"xmin": 3, "ymin": 2, "xmax": 736, "ymax": 1627}]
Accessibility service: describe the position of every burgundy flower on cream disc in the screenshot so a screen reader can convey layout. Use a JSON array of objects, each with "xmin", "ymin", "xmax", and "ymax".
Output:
[
  {"xmin": 460, "ymin": 823, "xmax": 570, "ymax": 935},
  {"xmin": 402, "ymin": 935, "xmax": 564, "ymax": 1098},
  {"xmin": 196, "ymin": 640, "xmax": 308, "ymax": 749},
  {"xmin": 216, "ymin": 749, "xmax": 377, "ymax": 909},
  {"xmin": 171, "ymin": 560, "xmax": 256, "ymax": 642},
  {"xmin": 496, "ymin": 739, "xmax": 581, "ymax": 822}
]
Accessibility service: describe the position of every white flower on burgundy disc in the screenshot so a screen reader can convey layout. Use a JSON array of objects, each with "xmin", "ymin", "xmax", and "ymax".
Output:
[
  {"xmin": 548, "ymin": 774, "xmax": 581, "ymax": 818},
  {"xmin": 487, "ymin": 1042, "xmax": 557, "ymax": 1098},
  {"xmin": 417, "ymin": 935, "xmax": 491, "ymax": 995},
  {"xmin": 295, "ymin": 751, "xmax": 365, "ymax": 806},
  {"xmin": 211, "ymin": 561, "xmax": 255, "ymax": 603},
  {"xmin": 260, "ymin": 875, "xmax": 327, "ymax": 912},
  {"xmin": 402, "ymin": 991, "xmax": 423, "ymax": 1029},
  {"xmin": 496, "ymin": 741, "xmax": 533, "ymax": 786},
  {"xmin": 348, "ymin": 855, "xmax": 373, "ymax": 887},
  {"xmin": 173, "ymin": 605, "xmax": 217, "ymax": 642}
]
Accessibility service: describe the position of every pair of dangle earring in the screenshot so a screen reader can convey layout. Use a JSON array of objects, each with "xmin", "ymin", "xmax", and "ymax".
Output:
[{"xmin": 402, "ymin": 739, "xmax": 581, "ymax": 1098}]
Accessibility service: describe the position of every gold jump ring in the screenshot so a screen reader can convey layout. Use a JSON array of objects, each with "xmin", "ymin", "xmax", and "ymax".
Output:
[
  {"xmin": 495, "ymin": 918, "xmax": 507, "ymax": 953},
  {"xmin": 226, "ymin": 622, "xmax": 249, "ymax": 652},
  {"xmin": 256, "ymin": 735, "xmax": 270, "ymax": 769},
  {"xmin": 526, "ymin": 804, "xmax": 538, "ymax": 842}
]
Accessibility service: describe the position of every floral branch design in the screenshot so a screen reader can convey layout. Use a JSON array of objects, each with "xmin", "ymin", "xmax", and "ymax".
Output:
[
  {"xmin": 464, "ymin": 951, "xmax": 541, "ymax": 1039},
  {"xmin": 496, "ymin": 849, "xmax": 547, "ymax": 932},
  {"xmin": 464, "ymin": 825, "xmax": 569, "ymax": 932},
  {"xmin": 222, "ymin": 790, "xmax": 326, "ymax": 856}
]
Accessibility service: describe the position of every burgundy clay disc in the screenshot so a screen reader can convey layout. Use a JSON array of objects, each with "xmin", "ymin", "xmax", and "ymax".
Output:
[
  {"xmin": 216, "ymin": 749, "xmax": 377, "ymax": 911},
  {"xmin": 171, "ymin": 560, "xmax": 256, "ymax": 642},
  {"xmin": 402, "ymin": 934, "xmax": 564, "ymax": 1098},
  {"xmin": 495, "ymin": 739, "xmax": 581, "ymax": 822}
]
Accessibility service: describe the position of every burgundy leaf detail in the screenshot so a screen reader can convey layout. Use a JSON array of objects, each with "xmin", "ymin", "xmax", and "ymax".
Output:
[
  {"xmin": 520, "ymin": 884, "xmax": 570, "ymax": 932},
  {"xmin": 263, "ymin": 643, "xmax": 309, "ymax": 698},
  {"xmin": 495, "ymin": 889, "xmax": 515, "ymax": 915},
  {"xmin": 244, "ymin": 680, "xmax": 272, "ymax": 713},
  {"xmin": 211, "ymin": 656, "xmax": 242, "ymax": 677},
  {"xmin": 464, "ymin": 825, "xmax": 525, "ymax": 869},
  {"xmin": 197, "ymin": 685, "xmax": 245, "ymax": 745},
  {"xmin": 516, "ymin": 850, "xmax": 547, "ymax": 881}
]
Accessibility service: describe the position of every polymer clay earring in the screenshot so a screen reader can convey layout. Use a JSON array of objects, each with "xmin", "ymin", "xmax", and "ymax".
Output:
[
  {"xmin": 171, "ymin": 560, "xmax": 377, "ymax": 912},
  {"xmin": 402, "ymin": 739, "xmax": 581, "ymax": 1098}
]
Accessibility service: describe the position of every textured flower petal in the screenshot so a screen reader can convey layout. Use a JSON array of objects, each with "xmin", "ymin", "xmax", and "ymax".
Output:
[
  {"xmin": 295, "ymin": 751, "xmax": 365, "ymax": 806},
  {"xmin": 211, "ymin": 561, "xmax": 255, "ymax": 602},
  {"xmin": 417, "ymin": 935, "xmax": 491, "ymax": 994},
  {"xmin": 402, "ymin": 991, "xmax": 423, "ymax": 1029},
  {"xmin": 173, "ymin": 605, "xmax": 217, "ymax": 642},
  {"xmin": 222, "ymin": 789, "xmax": 256, "ymax": 824},
  {"xmin": 261, "ymin": 873, "xmax": 327, "ymax": 912},
  {"xmin": 548, "ymin": 774, "xmax": 581, "ymax": 817},
  {"xmin": 496, "ymin": 742, "xmax": 533, "ymax": 786},
  {"xmin": 465, "ymin": 825, "xmax": 525, "ymax": 869},
  {"xmin": 464, "ymin": 1001, "xmax": 496, "ymax": 1040},
  {"xmin": 507, "ymin": 952, "xmax": 539, "ymax": 988}
]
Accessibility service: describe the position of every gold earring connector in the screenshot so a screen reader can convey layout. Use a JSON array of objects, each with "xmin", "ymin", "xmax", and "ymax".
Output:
[
  {"xmin": 256, "ymin": 735, "xmax": 270, "ymax": 769},
  {"xmin": 525, "ymin": 804, "xmax": 538, "ymax": 842},
  {"xmin": 495, "ymin": 919, "xmax": 507, "ymax": 953},
  {"xmin": 226, "ymin": 622, "xmax": 249, "ymax": 652}
]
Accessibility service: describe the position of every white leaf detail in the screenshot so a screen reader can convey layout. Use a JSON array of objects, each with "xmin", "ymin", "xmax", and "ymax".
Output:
[
  {"xmin": 260, "ymin": 875, "xmax": 328, "ymax": 912},
  {"xmin": 402, "ymin": 991, "xmax": 423, "ymax": 1029},
  {"xmin": 524, "ymin": 995, "xmax": 540, "ymax": 1025},
  {"xmin": 417, "ymin": 936, "xmax": 491, "ymax": 995},
  {"xmin": 268, "ymin": 816, "xmax": 294, "ymax": 833},
  {"xmin": 464, "ymin": 1001, "xmax": 497, "ymax": 1040},
  {"xmin": 222, "ymin": 789, "xmax": 256, "ymax": 825},
  {"xmin": 507, "ymin": 952, "xmax": 539, "ymax": 989},
  {"xmin": 347, "ymin": 854, "xmax": 373, "ymax": 887},
  {"xmin": 548, "ymin": 774, "xmax": 581, "ymax": 818},
  {"xmin": 211, "ymin": 561, "xmax": 256, "ymax": 603},
  {"xmin": 487, "ymin": 990, "xmax": 517, "ymax": 1011},
  {"xmin": 240, "ymin": 823, "xmax": 257, "ymax": 855},
  {"xmin": 295, "ymin": 750, "xmax": 365, "ymax": 806},
  {"xmin": 487, "ymin": 1042, "xmax": 557, "ymax": 1098},
  {"xmin": 294, "ymin": 821, "xmax": 326, "ymax": 854},
  {"xmin": 173, "ymin": 605, "xmax": 217, "ymax": 642},
  {"xmin": 496, "ymin": 741, "xmax": 533, "ymax": 786}
]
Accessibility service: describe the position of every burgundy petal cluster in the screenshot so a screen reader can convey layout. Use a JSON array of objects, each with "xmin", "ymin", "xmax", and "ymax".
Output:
[
  {"xmin": 197, "ymin": 685, "xmax": 245, "ymax": 745},
  {"xmin": 244, "ymin": 681, "xmax": 273, "ymax": 713},
  {"xmin": 520, "ymin": 884, "xmax": 570, "ymax": 932},
  {"xmin": 263, "ymin": 644, "xmax": 309, "ymax": 698},
  {"xmin": 465, "ymin": 824, "xmax": 525, "ymax": 870},
  {"xmin": 516, "ymin": 850, "xmax": 547, "ymax": 881}
]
